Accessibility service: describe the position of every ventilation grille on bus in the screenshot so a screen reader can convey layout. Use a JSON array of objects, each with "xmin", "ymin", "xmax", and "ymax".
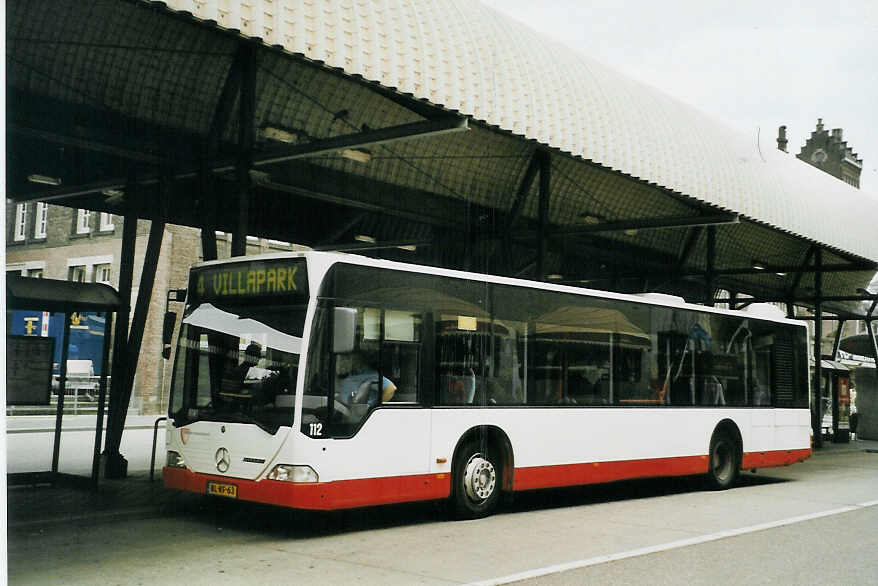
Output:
[{"xmin": 773, "ymin": 334, "xmax": 795, "ymax": 407}]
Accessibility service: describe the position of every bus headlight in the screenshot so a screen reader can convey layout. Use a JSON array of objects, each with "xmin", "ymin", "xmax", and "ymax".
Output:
[
  {"xmin": 267, "ymin": 465, "xmax": 318, "ymax": 483},
  {"xmin": 166, "ymin": 451, "xmax": 187, "ymax": 468}
]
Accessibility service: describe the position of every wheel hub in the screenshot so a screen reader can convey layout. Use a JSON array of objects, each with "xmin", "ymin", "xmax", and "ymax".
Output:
[{"xmin": 464, "ymin": 453, "xmax": 496, "ymax": 502}]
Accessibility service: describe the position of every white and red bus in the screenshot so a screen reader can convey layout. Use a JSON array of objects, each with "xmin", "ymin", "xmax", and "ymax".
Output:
[{"xmin": 164, "ymin": 251, "xmax": 811, "ymax": 518}]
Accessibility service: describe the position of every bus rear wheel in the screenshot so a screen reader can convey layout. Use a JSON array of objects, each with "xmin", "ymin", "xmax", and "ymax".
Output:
[
  {"xmin": 452, "ymin": 441, "xmax": 501, "ymax": 519},
  {"xmin": 706, "ymin": 429, "xmax": 739, "ymax": 490}
]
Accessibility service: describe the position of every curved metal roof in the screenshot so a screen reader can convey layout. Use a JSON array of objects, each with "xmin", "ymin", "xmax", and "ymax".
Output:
[{"xmin": 159, "ymin": 0, "xmax": 878, "ymax": 263}]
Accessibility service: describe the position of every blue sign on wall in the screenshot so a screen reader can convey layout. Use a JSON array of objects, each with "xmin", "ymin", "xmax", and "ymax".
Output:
[{"xmin": 10, "ymin": 311, "xmax": 107, "ymax": 374}]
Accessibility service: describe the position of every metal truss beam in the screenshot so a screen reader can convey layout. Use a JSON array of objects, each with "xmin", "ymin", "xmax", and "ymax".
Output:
[
  {"xmin": 253, "ymin": 116, "xmax": 469, "ymax": 166},
  {"xmin": 789, "ymin": 316, "xmax": 857, "ymax": 322},
  {"xmin": 9, "ymin": 124, "xmax": 165, "ymax": 165},
  {"xmin": 524, "ymin": 212, "xmax": 738, "ymax": 239},
  {"xmin": 313, "ymin": 238, "xmax": 432, "ymax": 253},
  {"xmin": 12, "ymin": 117, "xmax": 470, "ymax": 204},
  {"xmin": 788, "ymin": 244, "xmax": 816, "ymax": 296},
  {"xmin": 677, "ymin": 226, "xmax": 704, "ymax": 269}
]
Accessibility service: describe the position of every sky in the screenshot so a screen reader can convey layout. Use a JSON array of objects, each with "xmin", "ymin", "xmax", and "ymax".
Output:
[{"xmin": 481, "ymin": 0, "xmax": 878, "ymax": 192}]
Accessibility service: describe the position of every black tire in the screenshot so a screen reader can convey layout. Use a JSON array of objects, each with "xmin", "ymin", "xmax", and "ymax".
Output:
[
  {"xmin": 706, "ymin": 429, "xmax": 740, "ymax": 490},
  {"xmin": 452, "ymin": 440, "xmax": 502, "ymax": 519}
]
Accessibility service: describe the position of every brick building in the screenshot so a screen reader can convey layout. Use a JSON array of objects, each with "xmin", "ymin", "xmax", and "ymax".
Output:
[
  {"xmin": 5, "ymin": 201, "xmax": 300, "ymax": 414},
  {"xmin": 795, "ymin": 118, "xmax": 863, "ymax": 188}
]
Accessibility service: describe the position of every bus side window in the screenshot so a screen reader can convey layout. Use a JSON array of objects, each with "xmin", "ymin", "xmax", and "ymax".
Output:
[{"xmin": 381, "ymin": 343, "xmax": 420, "ymax": 403}]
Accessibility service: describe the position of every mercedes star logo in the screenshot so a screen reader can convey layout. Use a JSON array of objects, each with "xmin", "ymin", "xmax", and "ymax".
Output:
[{"xmin": 215, "ymin": 447, "xmax": 230, "ymax": 473}]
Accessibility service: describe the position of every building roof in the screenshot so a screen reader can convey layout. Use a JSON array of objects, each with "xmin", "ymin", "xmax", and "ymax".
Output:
[{"xmin": 157, "ymin": 0, "xmax": 878, "ymax": 263}]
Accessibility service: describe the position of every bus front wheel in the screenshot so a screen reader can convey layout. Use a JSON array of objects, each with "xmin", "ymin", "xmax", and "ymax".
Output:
[
  {"xmin": 452, "ymin": 441, "xmax": 501, "ymax": 519},
  {"xmin": 706, "ymin": 429, "xmax": 739, "ymax": 490}
]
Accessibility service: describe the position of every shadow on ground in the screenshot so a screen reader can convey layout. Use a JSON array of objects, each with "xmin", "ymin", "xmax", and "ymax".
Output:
[{"xmin": 164, "ymin": 472, "xmax": 790, "ymax": 539}]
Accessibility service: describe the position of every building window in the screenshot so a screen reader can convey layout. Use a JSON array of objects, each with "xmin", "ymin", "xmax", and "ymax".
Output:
[
  {"xmin": 8, "ymin": 261, "xmax": 46, "ymax": 277},
  {"xmin": 69, "ymin": 265, "xmax": 87, "ymax": 282},
  {"xmin": 99, "ymin": 212, "xmax": 114, "ymax": 232},
  {"xmin": 67, "ymin": 255, "xmax": 112, "ymax": 285},
  {"xmin": 76, "ymin": 209, "xmax": 91, "ymax": 234},
  {"xmin": 94, "ymin": 264, "xmax": 112, "ymax": 285},
  {"xmin": 34, "ymin": 202, "xmax": 48, "ymax": 239},
  {"xmin": 14, "ymin": 204, "xmax": 27, "ymax": 241}
]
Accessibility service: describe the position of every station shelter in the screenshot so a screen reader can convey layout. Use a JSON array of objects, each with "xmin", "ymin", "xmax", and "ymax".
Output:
[{"xmin": 6, "ymin": 275, "xmax": 120, "ymax": 486}]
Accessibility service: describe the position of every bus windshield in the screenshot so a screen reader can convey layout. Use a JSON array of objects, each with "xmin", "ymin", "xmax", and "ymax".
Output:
[{"xmin": 168, "ymin": 258, "xmax": 308, "ymax": 434}]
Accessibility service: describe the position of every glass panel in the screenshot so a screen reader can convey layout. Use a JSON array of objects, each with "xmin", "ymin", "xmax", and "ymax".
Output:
[
  {"xmin": 76, "ymin": 209, "xmax": 90, "ymax": 233},
  {"xmin": 170, "ymin": 307, "xmax": 303, "ymax": 433},
  {"xmin": 330, "ymin": 305, "xmax": 422, "ymax": 435},
  {"xmin": 301, "ymin": 304, "xmax": 331, "ymax": 436},
  {"xmin": 169, "ymin": 259, "xmax": 308, "ymax": 434},
  {"xmin": 69, "ymin": 265, "xmax": 87, "ymax": 282},
  {"xmin": 14, "ymin": 204, "xmax": 26, "ymax": 241},
  {"xmin": 34, "ymin": 203, "xmax": 48, "ymax": 238},
  {"xmin": 604, "ymin": 301, "xmax": 653, "ymax": 406},
  {"xmin": 436, "ymin": 313, "xmax": 492, "ymax": 405},
  {"xmin": 99, "ymin": 212, "xmax": 114, "ymax": 231},
  {"xmin": 94, "ymin": 264, "xmax": 112, "ymax": 284}
]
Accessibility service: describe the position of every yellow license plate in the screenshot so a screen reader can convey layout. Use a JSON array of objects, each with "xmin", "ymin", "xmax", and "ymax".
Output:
[{"xmin": 206, "ymin": 481, "xmax": 238, "ymax": 498}]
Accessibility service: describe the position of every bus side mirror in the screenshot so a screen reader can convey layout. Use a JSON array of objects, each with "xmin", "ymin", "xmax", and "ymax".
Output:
[
  {"xmin": 162, "ymin": 311, "xmax": 177, "ymax": 359},
  {"xmin": 333, "ymin": 307, "xmax": 357, "ymax": 354}
]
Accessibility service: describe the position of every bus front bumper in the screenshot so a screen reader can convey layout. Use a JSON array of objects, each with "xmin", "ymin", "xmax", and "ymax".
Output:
[{"xmin": 163, "ymin": 466, "xmax": 450, "ymax": 510}]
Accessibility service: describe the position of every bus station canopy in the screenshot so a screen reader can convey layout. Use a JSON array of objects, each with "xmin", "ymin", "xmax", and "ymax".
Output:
[
  {"xmin": 6, "ymin": 275, "xmax": 121, "ymax": 314},
  {"xmin": 6, "ymin": 0, "xmax": 878, "ymax": 318}
]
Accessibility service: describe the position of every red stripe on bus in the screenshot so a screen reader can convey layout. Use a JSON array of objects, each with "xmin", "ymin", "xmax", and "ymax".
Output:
[
  {"xmin": 741, "ymin": 448, "xmax": 811, "ymax": 469},
  {"xmin": 514, "ymin": 454, "xmax": 709, "ymax": 491},
  {"xmin": 164, "ymin": 448, "xmax": 810, "ymax": 511},
  {"xmin": 514, "ymin": 448, "xmax": 811, "ymax": 492},
  {"xmin": 163, "ymin": 467, "xmax": 451, "ymax": 510}
]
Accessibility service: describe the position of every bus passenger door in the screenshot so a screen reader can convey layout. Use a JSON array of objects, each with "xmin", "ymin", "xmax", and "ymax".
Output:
[{"xmin": 326, "ymin": 306, "xmax": 433, "ymax": 488}]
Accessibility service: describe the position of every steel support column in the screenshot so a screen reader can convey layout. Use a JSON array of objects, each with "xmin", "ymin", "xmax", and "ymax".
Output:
[
  {"xmin": 92, "ymin": 311, "xmax": 113, "ymax": 486},
  {"xmin": 104, "ymin": 216, "xmax": 166, "ymax": 477},
  {"xmin": 121, "ymin": 217, "xmax": 166, "ymax": 424},
  {"xmin": 832, "ymin": 320, "xmax": 845, "ymax": 359},
  {"xmin": 51, "ymin": 313, "xmax": 72, "ymax": 474},
  {"xmin": 536, "ymin": 151, "xmax": 550, "ymax": 281},
  {"xmin": 868, "ymin": 320, "xmax": 878, "ymax": 368},
  {"xmin": 813, "ymin": 247, "xmax": 823, "ymax": 449},
  {"xmin": 202, "ymin": 43, "xmax": 248, "ymax": 260},
  {"xmin": 232, "ymin": 42, "xmax": 257, "ymax": 257},
  {"xmin": 104, "ymin": 208, "xmax": 137, "ymax": 477},
  {"xmin": 505, "ymin": 152, "xmax": 541, "ymax": 274},
  {"xmin": 705, "ymin": 225, "xmax": 716, "ymax": 306},
  {"xmin": 830, "ymin": 319, "xmax": 846, "ymax": 440}
]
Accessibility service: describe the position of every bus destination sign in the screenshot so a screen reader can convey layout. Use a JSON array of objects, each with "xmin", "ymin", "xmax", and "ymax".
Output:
[{"xmin": 192, "ymin": 259, "xmax": 307, "ymax": 302}]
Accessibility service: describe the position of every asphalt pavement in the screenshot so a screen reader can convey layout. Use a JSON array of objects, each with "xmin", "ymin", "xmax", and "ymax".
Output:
[
  {"xmin": 6, "ymin": 434, "xmax": 878, "ymax": 585},
  {"xmin": 5, "ymin": 430, "xmax": 876, "ymax": 531}
]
